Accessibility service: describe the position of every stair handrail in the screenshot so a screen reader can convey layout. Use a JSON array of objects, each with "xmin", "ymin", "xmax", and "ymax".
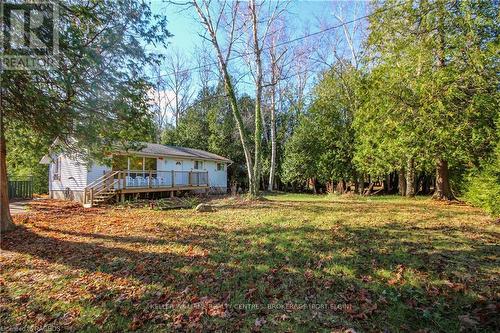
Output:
[
  {"xmin": 84, "ymin": 171, "xmax": 119, "ymax": 197},
  {"xmin": 92, "ymin": 171, "xmax": 120, "ymax": 189},
  {"xmin": 84, "ymin": 170, "xmax": 121, "ymax": 206},
  {"xmin": 93, "ymin": 178, "xmax": 120, "ymax": 197},
  {"xmin": 86, "ymin": 170, "xmax": 114, "ymax": 189}
]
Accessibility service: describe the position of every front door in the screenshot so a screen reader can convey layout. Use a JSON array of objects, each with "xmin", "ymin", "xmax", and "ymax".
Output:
[{"xmin": 173, "ymin": 160, "xmax": 186, "ymax": 185}]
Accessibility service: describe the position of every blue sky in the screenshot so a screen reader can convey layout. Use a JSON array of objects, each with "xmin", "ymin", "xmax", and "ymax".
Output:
[
  {"xmin": 150, "ymin": 1, "xmax": 345, "ymax": 54},
  {"xmin": 147, "ymin": 1, "xmax": 368, "ymax": 99},
  {"xmin": 145, "ymin": 1, "xmax": 369, "ymax": 124},
  {"xmin": 150, "ymin": 1, "xmax": 368, "ymax": 58}
]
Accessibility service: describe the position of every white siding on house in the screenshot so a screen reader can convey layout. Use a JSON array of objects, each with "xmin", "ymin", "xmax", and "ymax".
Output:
[
  {"xmin": 158, "ymin": 157, "xmax": 188, "ymax": 172},
  {"xmin": 47, "ymin": 152, "xmax": 229, "ymax": 202},
  {"xmin": 158, "ymin": 157, "xmax": 227, "ymax": 189},
  {"xmin": 205, "ymin": 161, "xmax": 227, "ymax": 189},
  {"xmin": 49, "ymin": 154, "xmax": 87, "ymax": 192},
  {"xmin": 87, "ymin": 163, "xmax": 111, "ymax": 185}
]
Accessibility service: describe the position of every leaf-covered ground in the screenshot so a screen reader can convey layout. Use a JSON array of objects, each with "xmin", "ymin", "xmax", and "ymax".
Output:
[{"xmin": 1, "ymin": 195, "xmax": 499, "ymax": 332}]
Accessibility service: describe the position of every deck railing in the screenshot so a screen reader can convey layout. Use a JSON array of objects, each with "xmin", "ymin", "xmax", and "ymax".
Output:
[
  {"xmin": 84, "ymin": 170, "xmax": 209, "ymax": 206},
  {"xmin": 117, "ymin": 170, "xmax": 208, "ymax": 188}
]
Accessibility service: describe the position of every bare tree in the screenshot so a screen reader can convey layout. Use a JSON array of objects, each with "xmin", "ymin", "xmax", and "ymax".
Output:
[
  {"xmin": 264, "ymin": 15, "xmax": 289, "ymax": 191},
  {"xmin": 314, "ymin": 1, "xmax": 367, "ymax": 69},
  {"xmin": 190, "ymin": 0, "xmax": 257, "ymax": 195},
  {"xmin": 323, "ymin": 2, "xmax": 367, "ymax": 191},
  {"xmin": 284, "ymin": 34, "xmax": 314, "ymax": 116},
  {"xmin": 162, "ymin": 49, "xmax": 195, "ymax": 127},
  {"xmin": 239, "ymin": 0, "xmax": 288, "ymax": 193},
  {"xmin": 248, "ymin": 0, "xmax": 264, "ymax": 195},
  {"xmin": 150, "ymin": 63, "xmax": 171, "ymax": 142},
  {"xmin": 193, "ymin": 40, "xmax": 220, "ymax": 92}
]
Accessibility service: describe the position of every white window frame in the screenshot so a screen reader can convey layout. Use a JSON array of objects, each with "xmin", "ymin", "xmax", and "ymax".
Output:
[
  {"xmin": 194, "ymin": 160, "xmax": 203, "ymax": 170},
  {"xmin": 53, "ymin": 156, "xmax": 61, "ymax": 181},
  {"xmin": 216, "ymin": 163, "xmax": 224, "ymax": 171}
]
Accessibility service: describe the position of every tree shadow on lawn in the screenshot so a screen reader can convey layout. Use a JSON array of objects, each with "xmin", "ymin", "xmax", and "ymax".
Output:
[
  {"xmin": 2, "ymin": 204, "xmax": 499, "ymax": 332},
  {"xmin": 261, "ymin": 199, "xmax": 475, "ymax": 216}
]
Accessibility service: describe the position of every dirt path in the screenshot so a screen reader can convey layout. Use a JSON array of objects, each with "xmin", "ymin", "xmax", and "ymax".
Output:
[{"xmin": 9, "ymin": 200, "xmax": 31, "ymax": 214}]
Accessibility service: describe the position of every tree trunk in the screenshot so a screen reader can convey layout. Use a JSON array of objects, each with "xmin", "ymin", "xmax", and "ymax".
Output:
[
  {"xmin": 433, "ymin": 159, "xmax": 455, "ymax": 200},
  {"xmin": 431, "ymin": 6, "xmax": 455, "ymax": 201},
  {"xmin": 175, "ymin": 94, "xmax": 179, "ymax": 128},
  {"xmin": 326, "ymin": 180, "xmax": 334, "ymax": 194},
  {"xmin": 365, "ymin": 182, "xmax": 375, "ymax": 196},
  {"xmin": 223, "ymin": 67, "xmax": 255, "ymax": 195},
  {"xmin": 336, "ymin": 180, "xmax": 346, "ymax": 194},
  {"xmin": 384, "ymin": 174, "xmax": 391, "ymax": 194},
  {"xmin": 192, "ymin": 2, "xmax": 255, "ymax": 195},
  {"xmin": 267, "ymin": 82, "xmax": 276, "ymax": 192},
  {"xmin": 250, "ymin": 0, "xmax": 263, "ymax": 197},
  {"xmin": 406, "ymin": 158, "xmax": 415, "ymax": 197},
  {"xmin": 311, "ymin": 178, "xmax": 317, "ymax": 194},
  {"xmin": 391, "ymin": 172, "xmax": 398, "ymax": 193},
  {"xmin": 267, "ymin": 27, "xmax": 282, "ymax": 192},
  {"xmin": 358, "ymin": 175, "xmax": 364, "ymax": 195},
  {"xmin": 342, "ymin": 179, "xmax": 347, "ymax": 193},
  {"xmin": 398, "ymin": 168, "xmax": 406, "ymax": 196},
  {"xmin": 0, "ymin": 90, "xmax": 15, "ymax": 233}
]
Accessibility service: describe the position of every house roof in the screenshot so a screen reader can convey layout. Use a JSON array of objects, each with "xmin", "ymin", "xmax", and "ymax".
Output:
[
  {"xmin": 39, "ymin": 155, "xmax": 52, "ymax": 164},
  {"xmin": 117, "ymin": 142, "xmax": 233, "ymax": 163},
  {"xmin": 39, "ymin": 140, "xmax": 233, "ymax": 164}
]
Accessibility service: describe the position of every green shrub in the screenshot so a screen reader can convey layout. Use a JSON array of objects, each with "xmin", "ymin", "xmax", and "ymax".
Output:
[{"xmin": 464, "ymin": 144, "xmax": 500, "ymax": 216}]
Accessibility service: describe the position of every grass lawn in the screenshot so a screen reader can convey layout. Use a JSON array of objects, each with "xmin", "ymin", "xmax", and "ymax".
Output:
[{"xmin": 1, "ymin": 195, "xmax": 498, "ymax": 332}]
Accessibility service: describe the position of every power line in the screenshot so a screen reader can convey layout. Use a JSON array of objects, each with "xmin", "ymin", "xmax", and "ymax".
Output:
[{"xmin": 146, "ymin": 1, "xmax": 404, "ymax": 82}]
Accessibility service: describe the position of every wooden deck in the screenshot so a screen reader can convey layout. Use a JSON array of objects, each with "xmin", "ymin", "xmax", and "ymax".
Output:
[
  {"xmin": 83, "ymin": 170, "xmax": 209, "ymax": 207},
  {"xmin": 119, "ymin": 185, "xmax": 208, "ymax": 194}
]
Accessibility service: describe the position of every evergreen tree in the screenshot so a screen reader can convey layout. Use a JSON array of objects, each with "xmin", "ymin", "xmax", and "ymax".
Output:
[
  {"xmin": 356, "ymin": 0, "xmax": 498, "ymax": 200},
  {"xmin": 1, "ymin": 0, "xmax": 170, "ymax": 231},
  {"xmin": 282, "ymin": 63, "xmax": 360, "ymax": 192},
  {"xmin": 162, "ymin": 86, "xmax": 254, "ymax": 188}
]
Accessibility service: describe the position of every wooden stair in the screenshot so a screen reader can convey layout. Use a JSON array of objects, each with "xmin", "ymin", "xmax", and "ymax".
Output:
[
  {"xmin": 92, "ymin": 190, "xmax": 117, "ymax": 205},
  {"xmin": 83, "ymin": 171, "xmax": 120, "ymax": 208}
]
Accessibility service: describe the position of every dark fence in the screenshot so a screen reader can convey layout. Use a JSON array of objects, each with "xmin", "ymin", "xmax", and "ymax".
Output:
[{"xmin": 8, "ymin": 176, "xmax": 33, "ymax": 199}]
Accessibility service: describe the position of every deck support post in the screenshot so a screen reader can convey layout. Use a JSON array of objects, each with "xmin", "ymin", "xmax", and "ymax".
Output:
[
  {"xmin": 120, "ymin": 193, "xmax": 125, "ymax": 203},
  {"xmin": 170, "ymin": 190, "xmax": 174, "ymax": 198}
]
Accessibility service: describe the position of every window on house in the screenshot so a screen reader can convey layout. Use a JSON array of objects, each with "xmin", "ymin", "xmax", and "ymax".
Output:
[
  {"xmin": 144, "ymin": 158, "xmax": 157, "ymax": 171},
  {"xmin": 129, "ymin": 156, "xmax": 143, "ymax": 171},
  {"xmin": 194, "ymin": 161, "xmax": 203, "ymax": 170},
  {"xmin": 216, "ymin": 163, "xmax": 224, "ymax": 171},
  {"xmin": 53, "ymin": 157, "xmax": 61, "ymax": 180}
]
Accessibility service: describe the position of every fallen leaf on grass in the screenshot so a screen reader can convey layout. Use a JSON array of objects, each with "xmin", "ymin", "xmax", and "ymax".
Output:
[
  {"xmin": 388, "ymin": 264, "xmax": 405, "ymax": 285},
  {"xmin": 458, "ymin": 314, "xmax": 479, "ymax": 328},
  {"xmin": 245, "ymin": 288, "xmax": 257, "ymax": 299},
  {"xmin": 17, "ymin": 294, "xmax": 30, "ymax": 303},
  {"xmin": 443, "ymin": 280, "xmax": 466, "ymax": 293},
  {"xmin": 255, "ymin": 317, "xmax": 267, "ymax": 327}
]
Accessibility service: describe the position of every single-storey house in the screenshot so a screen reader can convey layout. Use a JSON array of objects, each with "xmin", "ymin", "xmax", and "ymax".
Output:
[{"xmin": 40, "ymin": 142, "xmax": 232, "ymax": 207}]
